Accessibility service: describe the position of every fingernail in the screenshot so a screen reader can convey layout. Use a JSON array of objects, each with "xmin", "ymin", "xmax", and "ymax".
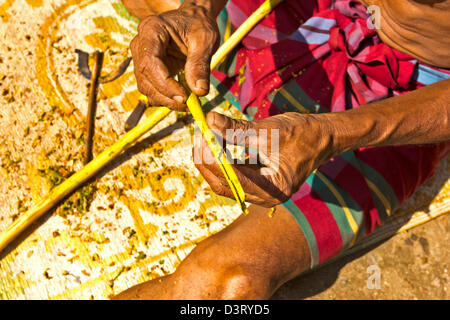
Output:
[
  {"xmin": 173, "ymin": 96, "xmax": 185, "ymax": 104},
  {"xmin": 213, "ymin": 113, "xmax": 227, "ymax": 128},
  {"xmin": 195, "ymin": 79, "xmax": 209, "ymax": 92}
]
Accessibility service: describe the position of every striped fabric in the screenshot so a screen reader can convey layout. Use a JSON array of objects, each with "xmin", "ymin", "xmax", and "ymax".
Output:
[{"xmin": 211, "ymin": 0, "xmax": 450, "ymax": 267}]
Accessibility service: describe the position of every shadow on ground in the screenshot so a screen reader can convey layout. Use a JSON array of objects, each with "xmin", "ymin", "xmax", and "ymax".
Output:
[{"xmin": 271, "ymin": 157, "xmax": 449, "ymax": 300}]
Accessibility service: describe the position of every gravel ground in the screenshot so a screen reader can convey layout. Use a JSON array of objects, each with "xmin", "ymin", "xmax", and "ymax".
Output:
[{"xmin": 273, "ymin": 214, "xmax": 449, "ymax": 300}]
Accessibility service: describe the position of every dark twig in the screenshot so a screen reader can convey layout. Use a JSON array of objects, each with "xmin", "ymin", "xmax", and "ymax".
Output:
[{"xmin": 84, "ymin": 51, "xmax": 104, "ymax": 165}]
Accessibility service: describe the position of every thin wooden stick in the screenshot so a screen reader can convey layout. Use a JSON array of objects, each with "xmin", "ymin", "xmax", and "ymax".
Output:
[
  {"xmin": 0, "ymin": 0, "xmax": 284, "ymax": 253},
  {"xmin": 210, "ymin": 0, "xmax": 283, "ymax": 69},
  {"xmin": 84, "ymin": 51, "xmax": 104, "ymax": 165},
  {"xmin": 0, "ymin": 107, "xmax": 171, "ymax": 252},
  {"xmin": 178, "ymin": 73, "xmax": 248, "ymax": 214}
]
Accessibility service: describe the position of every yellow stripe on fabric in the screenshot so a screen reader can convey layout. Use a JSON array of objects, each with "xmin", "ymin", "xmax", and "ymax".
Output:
[
  {"xmin": 220, "ymin": 18, "xmax": 233, "ymax": 73},
  {"xmin": 315, "ymin": 170, "xmax": 359, "ymax": 246},
  {"xmin": 224, "ymin": 18, "xmax": 232, "ymax": 42},
  {"xmin": 339, "ymin": 152, "xmax": 395, "ymax": 218},
  {"xmin": 278, "ymin": 87, "xmax": 310, "ymax": 114},
  {"xmin": 365, "ymin": 178, "xmax": 392, "ymax": 216},
  {"xmin": 211, "ymin": 0, "xmax": 284, "ymax": 69}
]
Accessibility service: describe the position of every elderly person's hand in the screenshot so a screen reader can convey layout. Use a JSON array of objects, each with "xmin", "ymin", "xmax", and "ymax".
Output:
[
  {"xmin": 193, "ymin": 79, "xmax": 450, "ymax": 208},
  {"xmin": 130, "ymin": 1, "xmax": 222, "ymax": 110},
  {"xmin": 193, "ymin": 112, "xmax": 336, "ymax": 207}
]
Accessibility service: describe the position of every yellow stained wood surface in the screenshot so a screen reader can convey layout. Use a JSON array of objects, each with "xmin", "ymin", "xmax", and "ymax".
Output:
[{"xmin": 1, "ymin": 0, "xmax": 286, "ymax": 251}]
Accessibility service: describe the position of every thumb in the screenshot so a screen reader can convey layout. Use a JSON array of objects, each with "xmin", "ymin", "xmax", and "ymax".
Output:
[{"xmin": 206, "ymin": 112, "xmax": 256, "ymax": 147}]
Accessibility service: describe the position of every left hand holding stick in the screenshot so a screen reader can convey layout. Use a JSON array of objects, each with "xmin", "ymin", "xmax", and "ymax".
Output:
[{"xmin": 193, "ymin": 112, "xmax": 336, "ymax": 207}]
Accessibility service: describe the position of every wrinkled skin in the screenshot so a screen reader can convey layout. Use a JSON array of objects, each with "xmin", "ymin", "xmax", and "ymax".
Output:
[
  {"xmin": 194, "ymin": 112, "xmax": 335, "ymax": 207},
  {"xmin": 130, "ymin": 2, "xmax": 220, "ymax": 110}
]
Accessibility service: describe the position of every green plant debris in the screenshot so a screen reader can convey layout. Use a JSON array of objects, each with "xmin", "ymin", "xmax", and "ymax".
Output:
[
  {"xmin": 122, "ymin": 227, "xmax": 137, "ymax": 239},
  {"xmin": 5, "ymin": 151, "xmax": 22, "ymax": 166},
  {"xmin": 38, "ymin": 166, "xmax": 65, "ymax": 188},
  {"xmin": 136, "ymin": 251, "xmax": 147, "ymax": 261},
  {"xmin": 45, "ymin": 149, "xmax": 56, "ymax": 157},
  {"xmin": 59, "ymin": 184, "xmax": 97, "ymax": 217},
  {"xmin": 132, "ymin": 165, "xmax": 139, "ymax": 177},
  {"xmin": 38, "ymin": 111, "xmax": 47, "ymax": 122},
  {"xmin": 108, "ymin": 266, "xmax": 125, "ymax": 289},
  {"xmin": 38, "ymin": 165, "xmax": 97, "ymax": 217},
  {"xmin": 17, "ymin": 199, "xmax": 28, "ymax": 213}
]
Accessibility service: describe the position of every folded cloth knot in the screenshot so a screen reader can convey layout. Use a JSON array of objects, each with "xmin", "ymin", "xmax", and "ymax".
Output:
[
  {"xmin": 327, "ymin": 0, "xmax": 415, "ymax": 110},
  {"xmin": 214, "ymin": 0, "xmax": 417, "ymax": 116}
]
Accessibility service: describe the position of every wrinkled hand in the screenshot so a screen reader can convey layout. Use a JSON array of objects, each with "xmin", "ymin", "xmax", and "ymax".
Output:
[
  {"xmin": 193, "ymin": 112, "xmax": 337, "ymax": 207},
  {"xmin": 131, "ymin": 3, "xmax": 220, "ymax": 110}
]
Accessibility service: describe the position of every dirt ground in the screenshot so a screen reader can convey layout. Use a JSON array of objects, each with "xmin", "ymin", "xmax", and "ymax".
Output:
[{"xmin": 273, "ymin": 214, "xmax": 449, "ymax": 300}]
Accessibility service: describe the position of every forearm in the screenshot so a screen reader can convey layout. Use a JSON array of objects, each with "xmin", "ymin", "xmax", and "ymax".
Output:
[{"xmin": 322, "ymin": 79, "xmax": 450, "ymax": 155}]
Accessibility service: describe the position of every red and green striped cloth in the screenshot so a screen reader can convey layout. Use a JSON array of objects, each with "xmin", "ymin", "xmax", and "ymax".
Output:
[{"xmin": 212, "ymin": 0, "xmax": 450, "ymax": 267}]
